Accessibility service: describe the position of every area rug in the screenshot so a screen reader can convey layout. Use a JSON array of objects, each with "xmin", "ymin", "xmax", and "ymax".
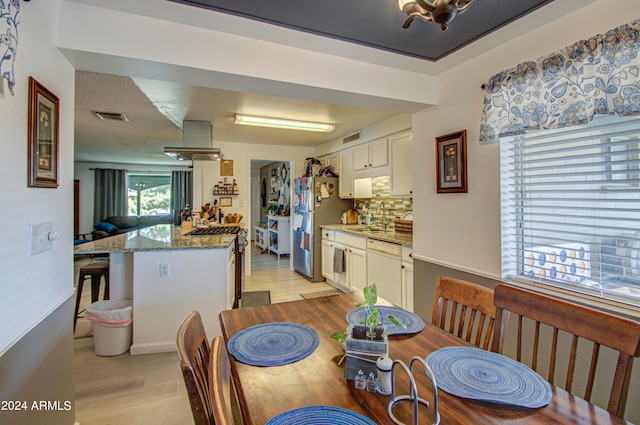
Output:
[
  {"xmin": 299, "ymin": 289, "xmax": 344, "ymax": 299},
  {"xmin": 241, "ymin": 291, "xmax": 271, "ymax": 307}
]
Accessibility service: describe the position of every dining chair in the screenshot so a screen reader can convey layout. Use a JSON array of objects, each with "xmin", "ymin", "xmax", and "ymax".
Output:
[
  {"xmin": 491, "ymin": 284, "xmax": 640, "ymax": 417},
  {"xmin": 209, "ymin": 336, "xmax": 235, "ymax": 425},
  {"xmin": 432, "ymin": 276, "xmax": 497, "ymax": 350},
  {"xmin": 177, "ymin": 311, "xmax": 215, "ymax": 425}
]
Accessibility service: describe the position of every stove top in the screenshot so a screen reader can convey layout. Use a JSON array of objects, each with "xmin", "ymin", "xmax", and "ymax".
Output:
[{"xmin": 188, "ymin": 226, "xmax": 240, "ymax": 235}]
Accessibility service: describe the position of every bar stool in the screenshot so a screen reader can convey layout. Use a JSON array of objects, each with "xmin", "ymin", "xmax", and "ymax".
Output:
[{"xmin": 74, "ymin": 259, "xmax": 110, "ymax": 332}]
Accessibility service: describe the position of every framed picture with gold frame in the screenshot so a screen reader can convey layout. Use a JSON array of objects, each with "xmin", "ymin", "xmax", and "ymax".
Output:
[
  {"xmin": 436, "ymin": 130, "xmax": 467, "ymax": 193},
  {"xmin": 220, "ymin": 197, "xmax": 232, "ymax": 207},
  {"xmin": 28, "ymin": 77, "xmax": 59, "ymax": 188}
]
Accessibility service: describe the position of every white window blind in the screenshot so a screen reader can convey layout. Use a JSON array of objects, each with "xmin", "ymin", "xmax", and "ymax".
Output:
[{"xmin": 501, "ymin": 116, "xmax": 640, "ymax": 307}]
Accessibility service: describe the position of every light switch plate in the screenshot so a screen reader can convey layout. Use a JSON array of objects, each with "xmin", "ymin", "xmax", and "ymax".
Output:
[{"xmin": 29, "ymin": 221, "xmax": 54, "ymax": 256}]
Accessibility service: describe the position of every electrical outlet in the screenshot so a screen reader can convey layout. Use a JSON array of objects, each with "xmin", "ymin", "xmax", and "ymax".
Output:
[{"xmin": 159, "ymin": 263, "xmax": 169, "ymax": 277}]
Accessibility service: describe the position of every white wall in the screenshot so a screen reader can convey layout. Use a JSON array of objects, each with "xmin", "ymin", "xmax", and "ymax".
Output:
[
  {"xmin": 412, "ymin": 0, "xmax": 640, "ymax": 279},
  {"xmin": 0, "ymin": 0, "xmax": 75, "ymax": 356},
  {"xmin": 0, "ymin": 1, "xmax": 76, "ymax": 424},
  {"xmin": 411, "ymin": 1, "xmax": 640, "ymax": 422}
]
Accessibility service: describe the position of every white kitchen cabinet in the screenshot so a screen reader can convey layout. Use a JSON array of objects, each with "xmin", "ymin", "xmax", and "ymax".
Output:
[
  {"xmin": 321, "ymin": 153, "xmax": 339, "ymax": 173},
  {"xmin": 335, "ymin": 232, "xmax": 367, "ymax": 292},
  {"xmin": 348, "ymin": 245, "xmax": 367, "ymax": 293},
  {"xmin": 321, "ymin": 238, "xmax": 335, "ymax": 281},
  {"xmin": 333, "ymin": 243, "xmax": 349, "ymax": 289},
  {"xmin": 338, "ymin": 149, "xmax": 355, "ymax": 198},
  {"xmin": 268, "ymin": 216, "xmax": 290, "ymax": 259},
  {"xmin": 227, "ymin": 244, "xmax": 236, "ymax": 310},
  {"xmin": 401, "ymin": 246, "xmax": 414, "ymax": 312},
  {"xmin": 390, "ymin": 131, "xmax": 413, "ymax": 197},
  {"xmin": 354, "ymin": 139, "xmax": 388, "ymax": 171}
]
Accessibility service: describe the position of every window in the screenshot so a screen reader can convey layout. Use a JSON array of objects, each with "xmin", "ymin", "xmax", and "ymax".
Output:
[
  {"xmin": 501, "ymin": 116, "xmax": 640, "ymax": 307},
  {"xmin": 127, "ymin": 174, "xmax": 171, "ymax": 217}
]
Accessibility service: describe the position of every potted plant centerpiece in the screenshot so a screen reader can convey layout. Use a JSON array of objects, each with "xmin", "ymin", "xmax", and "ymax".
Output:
[{"xmin": 331, "ymin": 284, "xmax": 403, "ymax": 380}]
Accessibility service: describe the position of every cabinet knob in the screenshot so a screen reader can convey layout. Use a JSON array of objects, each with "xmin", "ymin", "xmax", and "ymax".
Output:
[
  {"xmin": 369, "ymin": 163, "xmax": 372, "ymax": 167},
  {"xmin": 409, "ymin": 253, "xmax": 413, "ymax": 258}
]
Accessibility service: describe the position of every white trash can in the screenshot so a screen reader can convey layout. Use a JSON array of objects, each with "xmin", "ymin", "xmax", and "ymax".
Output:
[{"xmin": 85, "ymin": 300, "xmax": 133, "ymax": 356}]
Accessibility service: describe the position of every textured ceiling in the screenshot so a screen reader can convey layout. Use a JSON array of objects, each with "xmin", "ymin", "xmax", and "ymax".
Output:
[{"xmin": 168, "ymin": 0, "xmax": 555, "ymax": 61}]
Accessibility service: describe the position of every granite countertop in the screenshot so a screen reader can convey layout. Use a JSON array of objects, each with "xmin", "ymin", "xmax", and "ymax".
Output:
[
  {"xmin": 74, "ymin": 224, "xmax": 236, "ymax": 254},
  {"xmin": 320, "ymin": 224, "xmax": 413, "ymax": 247}
]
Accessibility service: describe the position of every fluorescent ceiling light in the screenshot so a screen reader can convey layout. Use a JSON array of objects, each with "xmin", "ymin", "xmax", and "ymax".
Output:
[{"xmin": 234, "ymin": 114, "xmax": 335, "ymax": 133}]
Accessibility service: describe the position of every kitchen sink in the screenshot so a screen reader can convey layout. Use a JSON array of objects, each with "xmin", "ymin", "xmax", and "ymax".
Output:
[{"xmin": 348, "ymin": 226, "xmax": 392, "ymax": 233}]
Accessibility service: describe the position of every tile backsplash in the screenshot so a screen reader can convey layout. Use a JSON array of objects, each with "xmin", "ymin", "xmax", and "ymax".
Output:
[{"xmin": 355, "ymin": 176, "xmax": 412, "ymax": 229}]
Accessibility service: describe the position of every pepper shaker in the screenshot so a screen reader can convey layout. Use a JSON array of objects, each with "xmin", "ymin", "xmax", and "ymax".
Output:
[{"xmin": 366, "ymin": 372, "xmax": 377, "ymax": 392}]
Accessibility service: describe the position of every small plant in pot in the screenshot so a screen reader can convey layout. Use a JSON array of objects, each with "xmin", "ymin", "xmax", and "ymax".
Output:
[
  {"xmin": 331, "ymin": 284, "xmax": 403, "ymax": 378},
  {"xmin": 331, "ymin": 284, "xmax": 401, "ymax": 344},
  {"xmin": 265, "ymin": 203, "xmax": 278, "ymax": 216}
]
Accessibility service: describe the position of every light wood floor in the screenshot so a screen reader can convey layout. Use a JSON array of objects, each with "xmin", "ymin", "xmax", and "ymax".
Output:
[{"xmin": 72, "ymin": 245, "xmax": 335, "ymax": 425}]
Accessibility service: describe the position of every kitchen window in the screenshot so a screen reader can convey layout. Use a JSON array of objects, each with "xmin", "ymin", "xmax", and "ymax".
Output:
[{"xmin": 500, "ymin": 116, "xmax": 640, "ymax": 308}]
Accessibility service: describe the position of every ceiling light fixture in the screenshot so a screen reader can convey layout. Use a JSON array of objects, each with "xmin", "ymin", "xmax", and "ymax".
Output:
[
  {"xmin": 397, "ymin": 0, "xmax": 476, "ymax": 31},
  {"xmin": 234, "ymin": 114, "xmax": 335, "ymax": 133}
]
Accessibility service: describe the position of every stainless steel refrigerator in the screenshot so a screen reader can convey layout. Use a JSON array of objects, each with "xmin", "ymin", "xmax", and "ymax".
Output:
[{"xmin": 293, "ymin": 176, "xmax": 352, "ymax": 281}]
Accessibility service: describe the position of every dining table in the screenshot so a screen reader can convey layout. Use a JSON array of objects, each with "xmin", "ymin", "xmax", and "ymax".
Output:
[{"xmin": 218, "ymin": 292, "xmax": 631, "ymax": 425}]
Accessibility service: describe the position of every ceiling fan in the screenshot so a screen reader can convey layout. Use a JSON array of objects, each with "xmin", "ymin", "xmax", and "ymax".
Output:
[{"xmin": 398, "ymin": 0, "xmax": 476, "ymax": 31}]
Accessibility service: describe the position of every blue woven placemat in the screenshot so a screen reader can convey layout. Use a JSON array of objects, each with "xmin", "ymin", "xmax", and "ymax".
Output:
[
  {"xmin": 346, "ymin": 305, "xmax": 425, "ymax": 335},
  {"xmin": 426, "ymin": 346, "xmax": 552, "ymax": 408},
  {"xmin": 227, "ymin": 322, "xmax": 319, "ymax": 367},
  {"xmin": 265, "ymin": 405, "xmax": 377, "ymax": 425}
]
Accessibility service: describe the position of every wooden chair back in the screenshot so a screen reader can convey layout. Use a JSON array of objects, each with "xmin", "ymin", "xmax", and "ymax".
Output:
[
  {"xmin": 491, "ymin": 284, "xmax": 640, "ymax": 417},
  {"xmin": 177, "ymin": 311, "xmax": 214, "ymax": 425},
  {"xmin": 209, "ymin": 336, "xmax": 235, "ymax": 425},
  {"xmin": 432, "ymin": 276, "xmax": 497, "ymax": 350}
]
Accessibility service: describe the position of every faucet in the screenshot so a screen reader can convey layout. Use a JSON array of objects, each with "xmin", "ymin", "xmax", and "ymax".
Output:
[{"xmin": 377, "ymin": 201, "xmax": 387, "ymax": 229}]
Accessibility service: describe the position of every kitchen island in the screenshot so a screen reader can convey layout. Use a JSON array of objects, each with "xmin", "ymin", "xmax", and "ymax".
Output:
[{"xmin": 74, "ymin": 224, "xmax": 237, "ymax": 355}]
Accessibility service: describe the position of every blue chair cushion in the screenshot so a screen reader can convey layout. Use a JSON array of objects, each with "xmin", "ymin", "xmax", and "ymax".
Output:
[{"xmin": 94, "ymin": 221, "xmax": 119, "ymax": 233}]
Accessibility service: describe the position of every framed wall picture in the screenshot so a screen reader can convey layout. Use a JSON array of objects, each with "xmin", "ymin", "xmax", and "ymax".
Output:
[
  {"xmin": 220, "ymin": 197, "xmax": 232, "ymax": 207},
  {"xmin": 28, "ymin": 77, "xmax": 59, "ymax": 188},
  {"xmin": 436, "ymin": 130, "xmax": 467, "ymax": 193}
]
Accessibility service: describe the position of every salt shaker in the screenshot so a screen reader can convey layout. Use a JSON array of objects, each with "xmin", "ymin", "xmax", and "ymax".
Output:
[
  {"xmin": 366, "ymin": 372, "xmax": 377, "ymax": 392},
  {"xmin": 354, "ymin": 370, "xmax": 366, "ymax": 390},
  {"xmin": 376, "ymin": 356, "xmax": 393, "ymax": 395}
]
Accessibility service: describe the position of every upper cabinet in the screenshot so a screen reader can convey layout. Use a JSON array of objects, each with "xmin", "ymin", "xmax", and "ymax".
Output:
[
  {"xmin": 390, "ymin": 131, "xmax": 413, "ymax": 197},
  {"xmin": 338, "ymin": 149, "xmax": 355, "ymax": 198},
  {"xmin": 354, "ymin": 139, "xmax": 388, "ymax": 171},
  {"xmin": 319, "ymin": 153, "xmax": 339, "ymax": 173}
]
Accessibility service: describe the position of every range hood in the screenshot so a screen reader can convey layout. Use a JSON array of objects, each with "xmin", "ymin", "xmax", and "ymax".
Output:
[{"xmin": 164, "ymin": 120, "xmax": 224, "ymax": 161}]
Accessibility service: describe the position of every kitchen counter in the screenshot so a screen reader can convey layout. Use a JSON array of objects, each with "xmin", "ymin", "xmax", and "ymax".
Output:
[
  {"xmin": 74, "ymin": 224, "xmax": 237, "ymax": 355},
  {"xmin": 74, "ymin": 224, "xmax": 235, "ymax": 254},
  {"xmin": 320, "ymin": 224, "xmax": 412, "ymax": 247}
]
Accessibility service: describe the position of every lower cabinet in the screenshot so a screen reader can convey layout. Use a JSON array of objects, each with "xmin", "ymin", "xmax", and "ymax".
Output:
[
  {"xmin": 401, "ymin": 246, "xmax": 414, "ymax": 312},
  {"xmin": 321, "ymin": 230, "xmax": 367, "ymax": 292},
  {"xmin": 320, "ymin": 230, "xmax": 335, "ymax": 282}
]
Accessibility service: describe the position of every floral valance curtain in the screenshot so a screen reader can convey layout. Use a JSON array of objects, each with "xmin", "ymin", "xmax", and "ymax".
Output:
[{"xmin": 479, "ymin": 19, "xmax": 640, "ymax": 144}]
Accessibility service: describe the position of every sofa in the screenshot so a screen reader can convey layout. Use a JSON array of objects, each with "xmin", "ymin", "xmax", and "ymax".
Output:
[{"xmin": 91, "ymin": 215, "xmax": 174, "ymax": 240}]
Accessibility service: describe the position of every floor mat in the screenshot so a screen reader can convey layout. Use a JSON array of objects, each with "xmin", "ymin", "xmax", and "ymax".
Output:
[
  {"xmin": 299, "ymin": 289, "xmax": 344, "ymax": 299},
  {"xmin": 241, "ymin": 291, "xmax": 271, "ymax": 307}
]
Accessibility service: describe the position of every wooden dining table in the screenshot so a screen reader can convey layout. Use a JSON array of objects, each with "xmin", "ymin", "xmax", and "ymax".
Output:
[{"xmin": 218, "ymin": 292, "xmax": 630, "ymax": 425}]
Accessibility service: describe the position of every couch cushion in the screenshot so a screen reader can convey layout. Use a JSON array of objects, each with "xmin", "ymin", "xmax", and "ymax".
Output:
[
  {"xmin": 94, "ymin": 221, "xmax": 119, "ymax": 233},
  {"xmin": 105, "ymin": 216, "xmax": 139, "ymax": 230}
]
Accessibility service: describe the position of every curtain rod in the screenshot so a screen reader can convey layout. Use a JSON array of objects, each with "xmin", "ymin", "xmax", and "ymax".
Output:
[{"xmin": 88, "ymin": 168, "xmax": 177, "ymax": 173}]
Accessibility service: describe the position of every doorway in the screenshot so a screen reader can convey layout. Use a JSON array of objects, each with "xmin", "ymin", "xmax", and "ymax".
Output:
[{"xmin": 248, "ymin": 159, "xmax": 293, "ymax": 275}]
